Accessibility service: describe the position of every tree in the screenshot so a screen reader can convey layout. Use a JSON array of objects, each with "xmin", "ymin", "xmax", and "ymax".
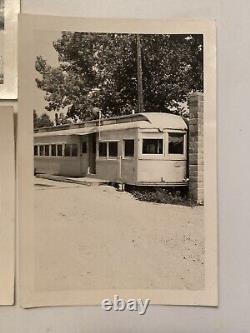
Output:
[
  {"xmin": 55, "ymin": 112, "xmax": 72, "ymax": 126},
  {"xmin": 142, "ymin": 34, "xmax": 203, "ymax": 114},
  {"xmin": 35, "ymin": 33, "xmax": 203, "ymax": 120},
  {"xmin": 36, "ymin": 33, "xmax": 138, "ymax": 120},
  {"xmin": 33, "ymin": 110, "xmax": 54, "ymax": 129}
]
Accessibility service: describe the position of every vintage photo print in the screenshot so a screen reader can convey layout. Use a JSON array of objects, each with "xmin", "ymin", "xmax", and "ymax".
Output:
[
  {"xmin": 18, "ymin": 15, "xmax": 217, "ymax": 307},
  {"xmin": 0, "ymin": 0, "xmax": 4, "ymax": 31},
  {"xmin": 0, "ymin": 106, "xmax": 15, "ymax": 305},
  {"xmin": 0, "ymin": 0, "xmax": 4, "ymax": 84},
  {"xmin": 0, "ymin": 0, "xmax": 19, "ymax": 98}
]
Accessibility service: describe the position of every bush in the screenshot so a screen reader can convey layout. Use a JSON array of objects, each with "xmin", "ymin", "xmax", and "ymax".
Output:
[{"xmin": 126, "ymin": 186, "xmax": 195, "ymax": 206}]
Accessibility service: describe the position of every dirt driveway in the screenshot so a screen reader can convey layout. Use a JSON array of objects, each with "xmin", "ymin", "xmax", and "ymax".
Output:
[{"xmin": 34, "ymin": 178, "xmax": 205, "ymax": 292}]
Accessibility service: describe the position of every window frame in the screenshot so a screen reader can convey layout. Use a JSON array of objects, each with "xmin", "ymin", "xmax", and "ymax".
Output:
[
  {"xmin": 57, "ymin": 144, "xmax": 63, "ymax": 157},
  {"xmin": 142, "ymin": 138, "xmax": 164, "ymax": 155},
  {"xmin": 34, "ymin": 145, "xmax": 38, "ymax": 156},
  {"xmin": 98, "ymin": 141, "xmax": 108, "ymax": 158},
  {"xmin": 64, "ymin": 143, "xmax": 79, "ymax": 157},
  {"xmin": 44, "ymin": 144, "xmax": 50, "ymax": 156},
  {"xmin": 64, "ymin": 144, "xmax": 71, "ymax": 157},
  {"xmin": 71, "ymin": 144, "xmax": 78, "ymax": 157},
  {"xmin": 98, "ymin": 140, "xmax": 119, "ymax": 159},
  {"xmin": 108, "ymin": 141, "xmax": 118, "ymax": 158},
  {"xmin": 123, "ymin": 139, "xmax": 135, "ymax": 158},
  {"xmin": 39, "ymin": 145, "xmax": 45, "ymax": 157},
  {"xmin": 81, "ymin": 141, "xmax": 87, "ymax": 154},
  {"xmin": 167, "ymin": 131, "xmax": 186, "ymax": 158},
  {"xmin": 35, "ymin": 143, "xmax": 79, "ymax": 158},
  {"xmin": 51, "ymin": 144, "xmax": 57, "ymax": 157}
]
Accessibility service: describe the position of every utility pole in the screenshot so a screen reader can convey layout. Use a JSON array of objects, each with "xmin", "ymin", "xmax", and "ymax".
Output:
[{"xmin": 136, "ymin": 34, "xmax": 144, "ymax": 113}]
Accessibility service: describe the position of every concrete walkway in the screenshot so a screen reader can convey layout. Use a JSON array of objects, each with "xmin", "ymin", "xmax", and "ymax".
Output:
[{"xmin": 36, "ymin": 173, "xmax": 109, "ymax": 186}]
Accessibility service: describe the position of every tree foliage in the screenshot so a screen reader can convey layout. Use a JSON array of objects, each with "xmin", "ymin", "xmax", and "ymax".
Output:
[
  {"xmin": 55, "ymin": 112, "xmax": 72, "ymax": 125},
  {"xmin": 33, "ymin": 110, "xmax": 54, "ymax": 129},
  {"xmin": 35, "ymin": 33, "xmax": 203, "ymax": 120}
]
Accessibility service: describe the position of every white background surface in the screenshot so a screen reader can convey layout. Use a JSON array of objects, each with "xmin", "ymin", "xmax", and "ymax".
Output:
[{"xmin": 1, "ymin": 0, "xmax": 250, "ymax": 332}]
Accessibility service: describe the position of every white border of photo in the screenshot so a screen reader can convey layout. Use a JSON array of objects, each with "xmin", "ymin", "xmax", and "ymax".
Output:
[{"xmin": 18, "ymin": 14, "xmax": 217, "ymax": 308}]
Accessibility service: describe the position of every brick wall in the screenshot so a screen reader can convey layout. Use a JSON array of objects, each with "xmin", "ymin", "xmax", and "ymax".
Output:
[{"xmin": 188, "ymin": 92, "xmax": 204, "ymax": 204}]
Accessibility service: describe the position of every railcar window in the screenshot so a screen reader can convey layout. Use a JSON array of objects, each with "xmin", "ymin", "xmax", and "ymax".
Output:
[
  {"xmin": 72, "ymin": 144, "xmax": 78, "ymax": 157},
  {"xmin": 99, "ymin": 142, "xmax": 107, "ymax": 157},
  {"xmin": 57, "ymin": 144, "xmax": 63, "ymax": 156},
  {"xmin": 124, "ymin": 140, "xmax": 134, "ymax": 157},
  {"xmin": 40, "ymin": 145, "xmax": 45, "ymax": 156},
  {"xmin": 64, "ymin": 144, "xmax": 71, "ymax": 157},
  {"xmin": 45, "ymin": 145, "xmax": 50, "ymax": 156},
  {"xmin": 109, "ymin": 142, "xmax": 118, "ymax": 157},
  {"xmin": 82, "ymin": 142, "xmax": 87, "ymax": 154},
  {"xmin": 34, "ymin": 145, "xmax": 38, "ymax": 156},
  {"xmin": 168, "ymin": 133, "xmax": 184, "ymax": 154},
  {"xmin": 51, "ymin": 144, "xmax": 56, "ymax": 156},
  {"xmin": 142, "ymin": 139, "xmax": 163, "ymax": 154}
]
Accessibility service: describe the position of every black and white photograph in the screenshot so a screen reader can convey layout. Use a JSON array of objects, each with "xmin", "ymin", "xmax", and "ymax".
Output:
[
  {"xmin": 0, "ymin": 0, "xmax": 4, "ymax": 84},
  {"xmin": 0, "ymin": 0, "xmax": 4, "ymax": 30},
  {"xmin": 18, "ymin": 16, "xmax": 217, "ymax": 307},
  {"xmin": 33, "ymin": 32, "xmax": 204, "ymax": 289},
  {"xmin": 0, "ymin": 0, "xmax": 19, "ymax": 97},
  {"xmin": 0, "ymin": 106, "xmax": 15, "ymax": 305}
]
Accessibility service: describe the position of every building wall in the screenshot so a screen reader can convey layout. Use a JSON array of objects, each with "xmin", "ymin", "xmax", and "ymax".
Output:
[{"xmin": 188, "ymin": 92, "xmax": 204, "ymax": 203}]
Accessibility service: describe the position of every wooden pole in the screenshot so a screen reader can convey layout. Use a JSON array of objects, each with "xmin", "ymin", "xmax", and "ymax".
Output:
[{"xmin": 136, "ymin": 34, "xmax": 144, "ymax": 113}]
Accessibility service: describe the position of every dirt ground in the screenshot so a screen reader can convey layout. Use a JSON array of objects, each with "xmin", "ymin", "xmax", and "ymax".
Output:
[{"xmin": 34, "ymin": 178, "xmax": 205, "ymax": 292}]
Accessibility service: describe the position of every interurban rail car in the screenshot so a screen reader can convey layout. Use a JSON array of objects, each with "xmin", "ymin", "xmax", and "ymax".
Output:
[{"xmin": 34, "ymin": 112, "xmax": 188, "ymax": 186}]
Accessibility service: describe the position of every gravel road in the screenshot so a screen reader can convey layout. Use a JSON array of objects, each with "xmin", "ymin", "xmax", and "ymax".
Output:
[{"xmin": 34, "ymin": 178, "xmax": 205, "ymax": 292}]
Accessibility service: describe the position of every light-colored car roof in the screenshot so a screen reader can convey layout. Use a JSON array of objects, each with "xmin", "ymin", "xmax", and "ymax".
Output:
[
  {"xmin": 141, "ymin": 112, "xmax": 187, "ymax": 130},
  {"xmin": 34, "ymin": 112, "xmax": 187, "ymax": 138}
]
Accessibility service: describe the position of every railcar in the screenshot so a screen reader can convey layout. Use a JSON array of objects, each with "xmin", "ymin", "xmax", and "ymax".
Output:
[{"xmin": 34, "ymin": 112, "xmax": 188, "ymax": 186}]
